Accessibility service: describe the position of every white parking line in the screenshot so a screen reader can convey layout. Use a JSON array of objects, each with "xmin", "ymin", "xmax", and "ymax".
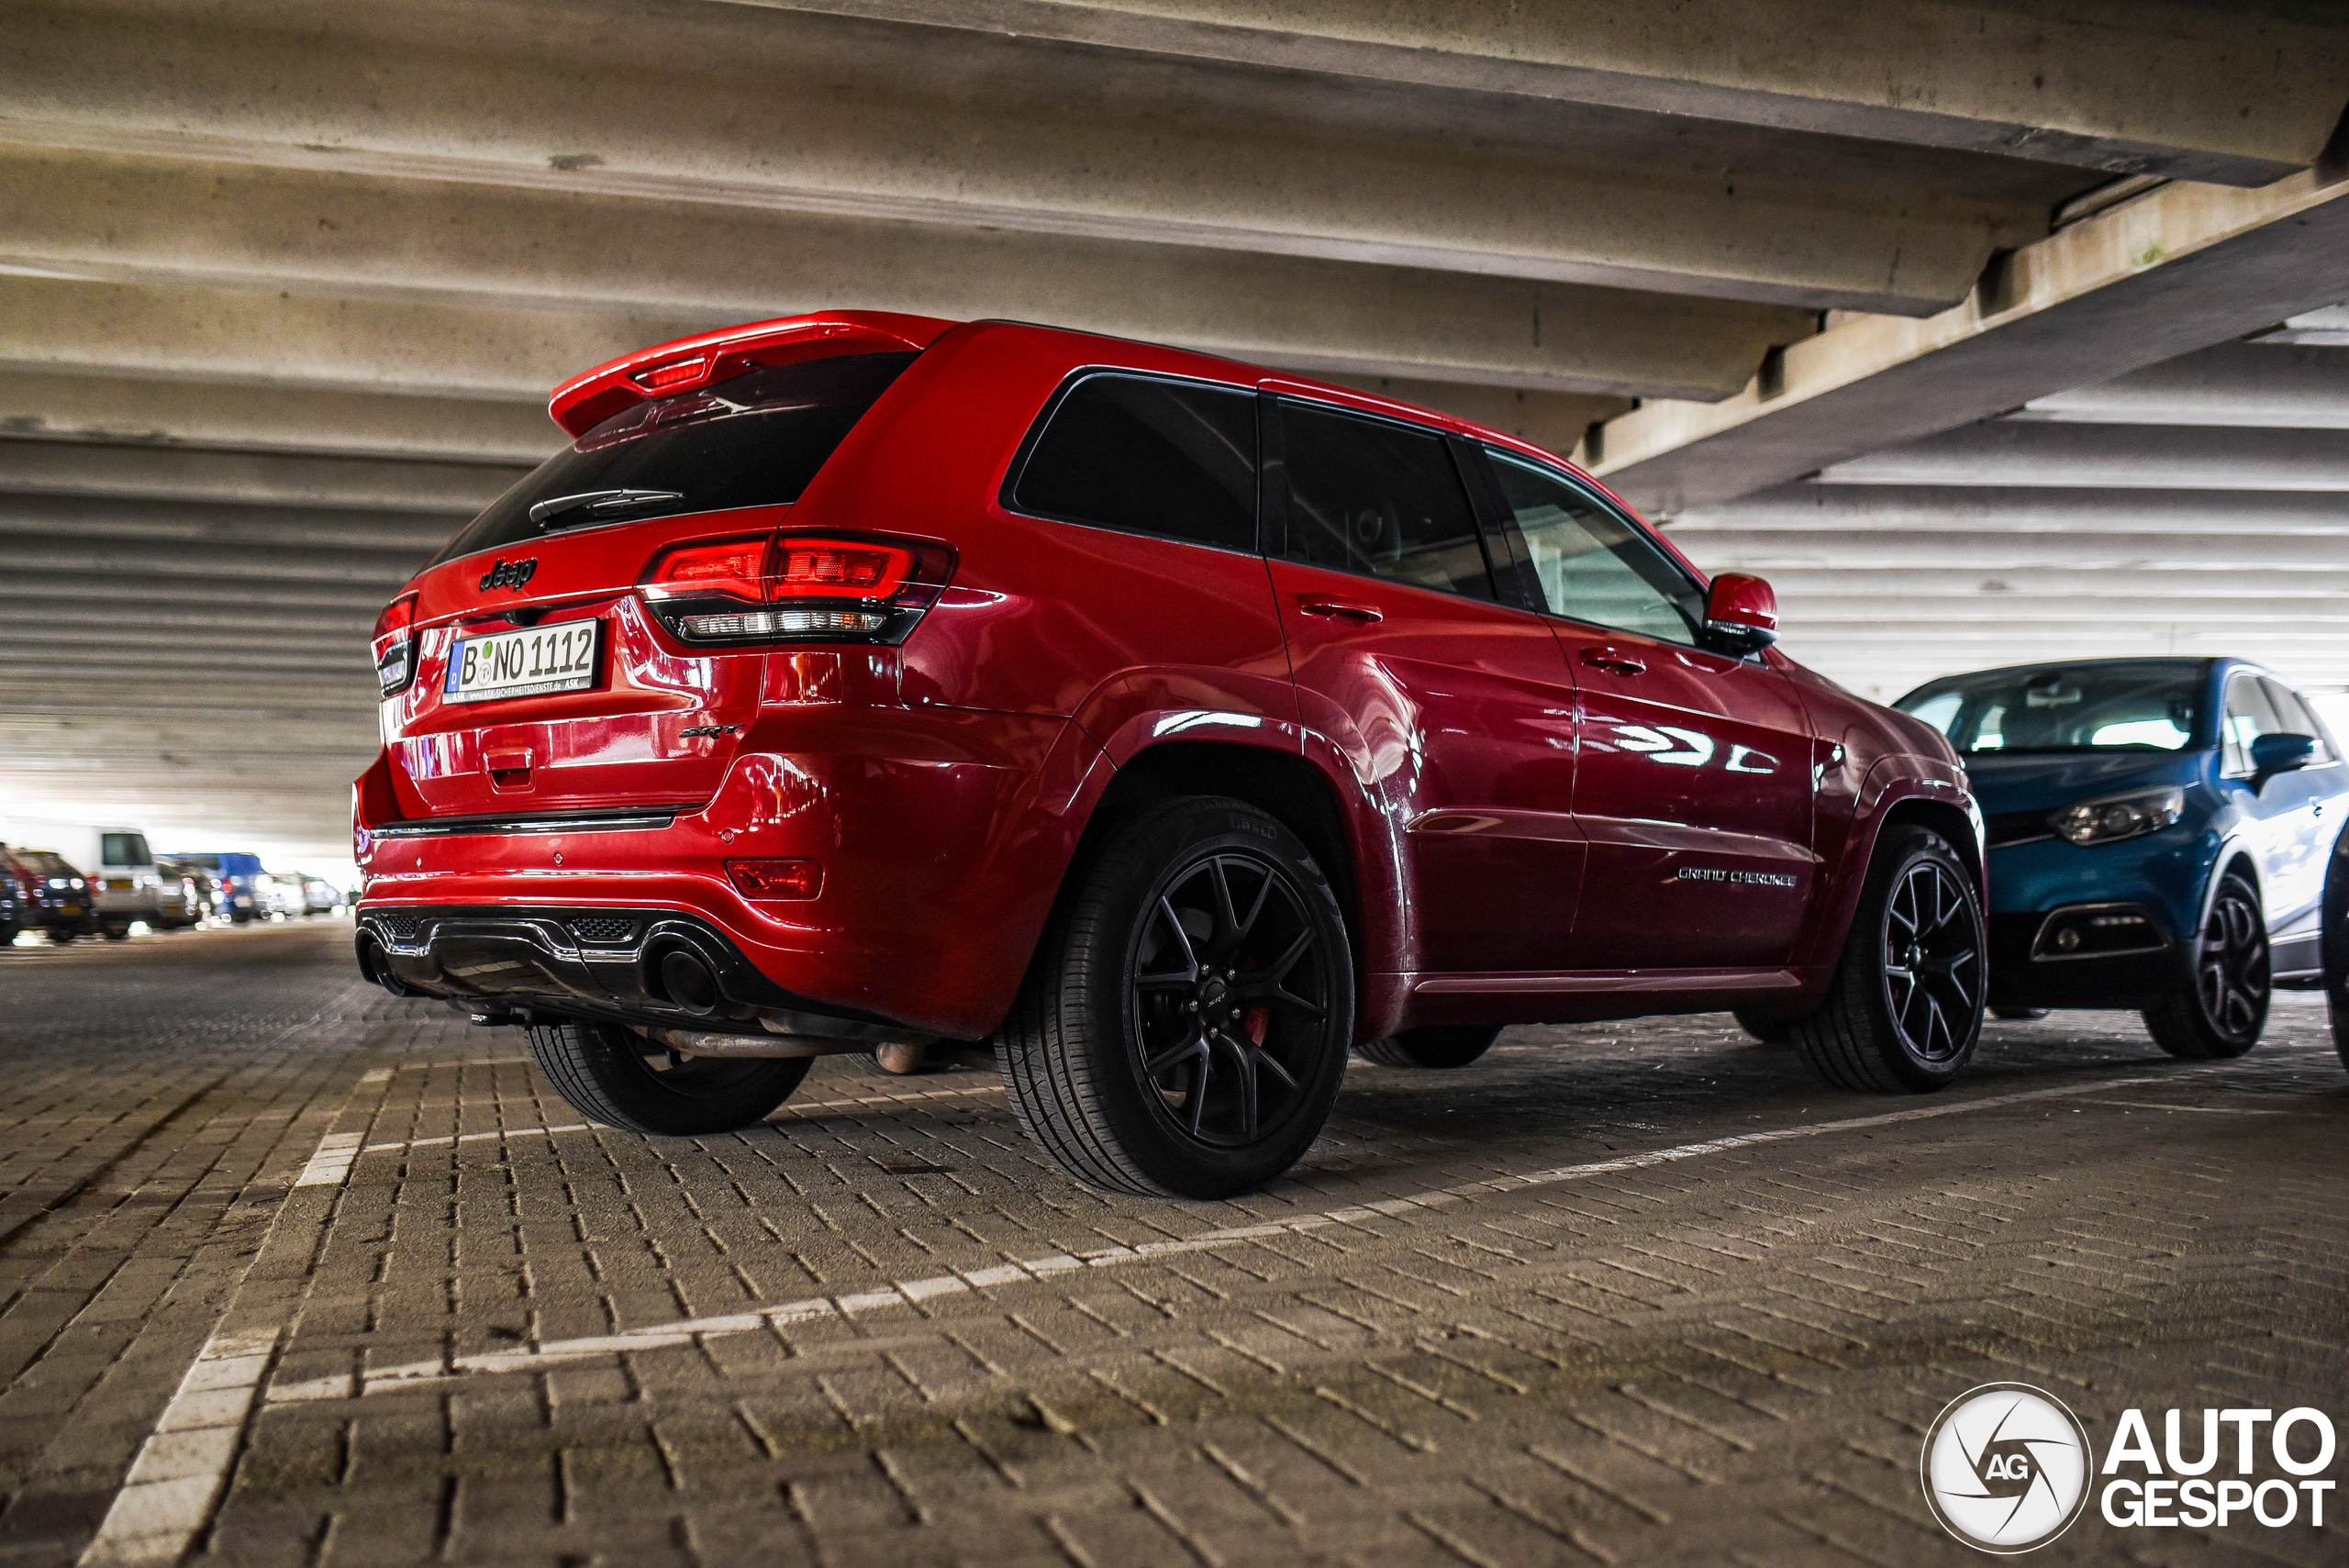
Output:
[
  {"xmin": 78, "ymin": 1329, "xmax": 278, "ymax": 1566},
  {"xmin": 78, "ymin": 1062, "xmax": 392, "ymax": 1566},
  {"xmin": 264, "ymin": 1066, "xmax": 2210, "ymax": 1405}
]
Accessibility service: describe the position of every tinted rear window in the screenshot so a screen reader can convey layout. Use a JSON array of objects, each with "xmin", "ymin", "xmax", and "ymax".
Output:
[
  {"xmin": 103, "ymin": 833, "xmax": 150, "ymax": 865},
  {"xmin": 435, "ymin": 351, "xmax": 918, "ymax": 566},
  {"xmin": 1010, "ymin": 373, "xmax": 1258, "ymax": 551}
]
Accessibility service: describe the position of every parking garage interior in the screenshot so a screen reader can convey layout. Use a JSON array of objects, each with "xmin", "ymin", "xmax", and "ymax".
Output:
[{"xmin": 3, "ymin": 3, "xmax": 2347, "ymax": 1564}]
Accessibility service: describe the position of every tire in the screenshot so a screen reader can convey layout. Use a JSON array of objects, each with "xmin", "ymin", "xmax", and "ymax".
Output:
[
  {"xmin": 1792, "ymin": 825, "xmax": 1986, "ymax": 1093},
  {"xmin": 2322, "ymin": 828, "xmax": 2349, "ymax": 1074},
  {"xmin": 2143, "ymin": 871, "xmax": 2268, "ymax": 1060},
  {"xmin": 996, "ymin": 795, "xmax": 1353, "ymax": 1199},
  {"xmin": 1355, "ymin": 1025, "xmax": 1500, "ymax": 1069},
  {"xmin": 523, "ymin": 1018, "xmax": 809, "ymax": 1136},
  {"xmin": 1732, "ymin": 1009, "xmax": 1791, "ymax": 1044},
  {"xmin": 101, "ymin": 921, "xmax": 130, "ymax": 942},
  {"xmin": 50, "ymin": 929, "xmax": 75, "ymax": 945},
  {"xmin": 1992, "ymin": 1006, "xmax": 2052, "ymax": 1021}
]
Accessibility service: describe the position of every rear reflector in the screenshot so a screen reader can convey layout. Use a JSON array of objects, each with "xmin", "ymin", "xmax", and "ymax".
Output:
[{"xmin": 726, "ymin": 859, "xmax": 823, "ymax": 900}]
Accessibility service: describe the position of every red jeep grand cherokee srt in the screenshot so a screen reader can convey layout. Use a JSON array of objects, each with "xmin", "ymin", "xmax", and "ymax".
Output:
[{"xmin": 355, "ymin": 311, "xmax": 1985, "ymax": 1197}]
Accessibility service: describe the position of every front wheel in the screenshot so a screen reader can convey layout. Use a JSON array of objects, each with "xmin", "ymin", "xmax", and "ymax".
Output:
[
  {"xmin": 1356, "ymin": 1025, "xmax": 1499, "ymax": 1070},
  {"xmin": 1792, "ymin": 825, "xmax": 1986, "ymax": 1093},
  {"xmin": 524, "ymin": 1018, "xmax": 809, "ymax": 1136},
  {"xmin": 2143, "ymin": 872, "xmax": 2267, "ymax": 1060},
  {"xmin": 997, "ymin": 796, "xmax": 1353, "ymax": 1198}
]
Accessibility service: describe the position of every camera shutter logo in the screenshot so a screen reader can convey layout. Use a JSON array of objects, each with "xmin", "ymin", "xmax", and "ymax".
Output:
[{"xmin": 1921, "ymin": 1384, "xmax": 2092, "ymax": 1552}]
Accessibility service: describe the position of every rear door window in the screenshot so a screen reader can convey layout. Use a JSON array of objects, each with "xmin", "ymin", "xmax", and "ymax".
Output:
[
  {"xmin": 435, "ymin": 350, "xmax": 918, "ymax": 566},
  {"xmin": 1279, "ymin": 401, "xmax": 1493, "ymax": 598},
  {"xmin": 102, "ymin": 833, "xmax": 150, "ymax": 866},
  {"xmin": 1009, "ymin": 373, "xmax": 1258, "ymax": 552},
  {"xmin": 1482, "ymin": 449, "xmax": 1705, "ymax": 644}
]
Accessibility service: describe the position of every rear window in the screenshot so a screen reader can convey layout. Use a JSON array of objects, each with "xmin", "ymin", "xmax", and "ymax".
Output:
[
  {"xmin": 1009, "ymin": 373, "xmax": 1258, "ymax": 552},
  {"xmin": 103, "ymin": 833, "xmax": 151, "ymax": 865},
  {"xmin": 435, "ymin": 351, "xmax": 918, "ymax": 566}
]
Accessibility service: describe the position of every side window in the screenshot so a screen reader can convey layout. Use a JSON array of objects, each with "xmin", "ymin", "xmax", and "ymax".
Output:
[
  {"xmin": 1280, "ymin": 401, "xmax": 1493, "ymax": 599},
  {"xmin": 2261, "ymin": 678, "xmax": 2337, "ymax": 762},
  {"xmin": 1010, "ymin": 373, "xmax": 1257, "ymax": 552},
  {"xmin": 2221, "ymin": 676, "xmax": 2285, "ymax": 776},
  {"xmin": 1483, "ymin": 449, "xmax": 1705, "ymax": 645}
]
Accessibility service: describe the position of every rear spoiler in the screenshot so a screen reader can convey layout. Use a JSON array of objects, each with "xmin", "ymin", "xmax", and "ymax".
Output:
[{"xmin": 547, "ymin": 311, "xmax": 958, "ymax": 439}]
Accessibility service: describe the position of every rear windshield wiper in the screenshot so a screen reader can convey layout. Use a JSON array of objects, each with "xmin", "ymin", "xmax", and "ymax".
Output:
[{"xmin": 528, "ymin": 489, "xmax": 685, "ymax": 529}]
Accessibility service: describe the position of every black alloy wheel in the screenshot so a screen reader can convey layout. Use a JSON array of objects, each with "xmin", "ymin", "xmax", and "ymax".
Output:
[
  {"xmin": 1130, "ymin": 851, "xmax": 1334, "ymax": 1150},
  {"xmin": 2325, "ymin": 828, "xmax": 2349, "ymax": 1072},
  {"xmin": 2143, "ymin": 871, "xmax": 2268, "ymax": 1060},
  {"xmin": 998, "ymin": 796, "xmax": 1353, "ymax": 1198},
  {"xmin": 1792, "ymin": 825, "xmax": 1985, "ymax": 1093},
  {"xmin": 524, "ymin": 1018, "xmax": 810, "ymax": 1135}
]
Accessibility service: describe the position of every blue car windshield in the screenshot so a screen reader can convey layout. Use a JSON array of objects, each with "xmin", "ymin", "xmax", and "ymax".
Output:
[{"xmin": 1897, "ymin": 664, "xmax": 2202, "ymax": 754}]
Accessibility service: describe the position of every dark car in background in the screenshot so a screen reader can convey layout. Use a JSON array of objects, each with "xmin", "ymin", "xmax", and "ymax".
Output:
[
  {"xmin": 1897, "ymin": 658, "xmax": 2344, "ymax": 1059},
  {"xmin": 2, "ymin": 847, "xmax": 96, "ymax": 944}
]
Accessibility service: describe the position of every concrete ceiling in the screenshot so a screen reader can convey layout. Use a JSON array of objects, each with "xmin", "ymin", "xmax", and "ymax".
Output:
[{"xmin": 1, "ymin": 0, "xmax": 2345, "ymax": 856}]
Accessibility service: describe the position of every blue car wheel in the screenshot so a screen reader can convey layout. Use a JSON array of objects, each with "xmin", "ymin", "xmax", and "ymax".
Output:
[{"xmin": 2143, "ymin": 871, "xmax": 2267, "ymax": 1059}]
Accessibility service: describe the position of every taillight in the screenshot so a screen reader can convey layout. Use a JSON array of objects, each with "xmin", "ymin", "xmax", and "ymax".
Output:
[
  {"xmin": 639, "ymin": 531, "xmax": 952, "ymax": 647},
  {"xmin": 725, "ymin": 859, "xmax": 823, "ymax": 900},
  {"xmin": 373, "ymin": 591, "xmax": 420, "ymax": 695}
]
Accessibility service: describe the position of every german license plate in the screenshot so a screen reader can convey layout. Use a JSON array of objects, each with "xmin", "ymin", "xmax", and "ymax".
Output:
[
  {"xmin": 61, "ymin": 904, "xmax": 82, "ymax": 917},
  {"xmin": 107, "ymin": 879, "xmax": 133, "ymax": 891},
  {"xmin": 445, "ymin": 620, "xmax": 601, "ymax": 704}
]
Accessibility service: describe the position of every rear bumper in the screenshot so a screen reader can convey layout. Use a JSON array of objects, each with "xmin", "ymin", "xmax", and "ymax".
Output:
[
  {"xmin": 353, "ymin": 903, "xmax": 917, "ymax": 1040},
  {"xmin": 353, "ymin": 714, "xmax": 1112, "ymax": 1039}
]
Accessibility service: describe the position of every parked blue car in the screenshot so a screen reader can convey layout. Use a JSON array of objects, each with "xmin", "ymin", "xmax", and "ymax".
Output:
[{"xmin": 1895, "ymin": 658, "xmax": 2343, "ymax": 1059}]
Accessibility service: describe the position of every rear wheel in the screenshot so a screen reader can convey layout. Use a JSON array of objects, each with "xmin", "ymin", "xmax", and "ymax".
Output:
[
  {"xmin": 1992, "ymin": 1006, "xmax": 2052, "ymax": 1021},
  {"xmin": 2143, "ymin": 872, "xmax": 2267, "ymax": 1059},
  {"xmin": 101, "ymin": 920, "xmax": 130, "ymax": 941},
  {"xmin": 997, "ymin": 796, "xmax": 1353, "ymax": 1198},
  {"xmin": 1792, "ymin": 825, "xmax": 1985, "ymax": 1093},
  {"xmin": 1356, "ymin": 1025, "xmax": 1500, "ymax": 1070},
  {"xmin": 524, "ymin": 1018, "xmax": 809, "ymax": 1136}
]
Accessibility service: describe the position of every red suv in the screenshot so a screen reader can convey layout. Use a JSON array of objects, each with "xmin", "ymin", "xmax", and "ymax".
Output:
[{"xmin": 355, "ymin": 312, "xmax": 1986, "ymax": 1197}]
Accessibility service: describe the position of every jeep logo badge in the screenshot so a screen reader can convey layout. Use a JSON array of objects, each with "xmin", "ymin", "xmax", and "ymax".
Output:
[{"xmin": 480, "ymin": 557, "xmax": 539, "ymax": 592}]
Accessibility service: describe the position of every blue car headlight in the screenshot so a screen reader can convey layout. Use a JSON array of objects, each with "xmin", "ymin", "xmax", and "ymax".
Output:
[{"xmin": 2048, "ymin": 786, "xmax": 2184, "ymax": 847}]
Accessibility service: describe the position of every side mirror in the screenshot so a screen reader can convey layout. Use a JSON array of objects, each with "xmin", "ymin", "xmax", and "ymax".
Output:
[
  {"xmin": 1702, "ymin": 573, "xmax": 1779, "ymax": 654},
  {"xmin": 2249, "ymin": 731, "xmax": 2316, "ymax": 784}
]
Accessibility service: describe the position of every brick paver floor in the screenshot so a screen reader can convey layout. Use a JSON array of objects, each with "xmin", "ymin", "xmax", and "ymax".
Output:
[{"xmin": 3, "ymin": 920, "xmax": 2343, "ymax": 1566}]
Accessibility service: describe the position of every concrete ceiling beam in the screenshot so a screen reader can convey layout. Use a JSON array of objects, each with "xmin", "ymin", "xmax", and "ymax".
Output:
[
  {"xmin": 1589, "ymin": 172, "xmax": 2349, "ymax": 517},
  {"xmin": 2012, "ymin": 343, "xmax": 2349, "ymax": 429},
  {"xmin": 0, "ymin": 439, "xmax": 528, "ymax": 513},
  {"xmin": 0, "ymin": 251, "xmax": 1806, "ymax": 412},
  {"xmin": 0, "ymin": 495, "xmax": 459, "ymax": 556},
  {"xmin": 0, "ymin": 537, "xmax": 426, "ymax": 587},
  {"xmin": 730, "ymin": 0, "xmax": 2349, "ymax": 186},
  {"xmin": 1674, "ymin": 482, "xmax": 2349, "ymax": 535},
  {"xmin": 0, "ymin": 371, "xmax": 562, "ymax": 465},
  {"xmin": 1816, "ymin": 421, "xmax": 2349, "ymax": 491},
  {"xmin": 0, "ymin": 0, "xmax": 2095, "ymax": 315}
]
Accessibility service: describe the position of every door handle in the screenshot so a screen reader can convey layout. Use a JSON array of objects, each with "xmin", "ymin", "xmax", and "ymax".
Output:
[
  {"xmin": 1297, "ymin": 596, "xmax": 1384, "ymax": 624},
  {"xmin": 1578, "ymin": 645, "xmax": 1646, "ymax": 676}
]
